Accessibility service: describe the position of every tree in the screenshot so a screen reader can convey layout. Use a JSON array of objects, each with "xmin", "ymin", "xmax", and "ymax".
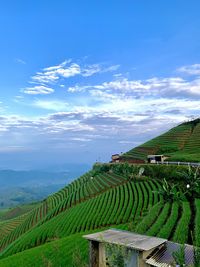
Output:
[
  {"xmin": 155, "ymin": 178, "xmax": 185, "ymax": 203},
  {"xmin": 177, "ymin": 166, "xmax": 200, "ymax": 198}
]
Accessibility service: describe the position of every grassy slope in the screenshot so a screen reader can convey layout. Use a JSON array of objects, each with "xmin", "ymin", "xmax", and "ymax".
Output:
[
  {"xmin": 0, "ymin": 179, "xmax": 159, "ymax": 259},
  {"xmin": 0, "ymin": 226, "xmax": 129, "ymax": 267},
  {"xmin": 122, "ymin": 119, "xmax": 200, "ymax": 162},
  {"xmin": 0, "ymin": 204, "xmax": 39, "ymax": 221},
  {"xmin": 1, "ymin": 119, "xmax": 200, "ymax": 266},
  {"xmin": 0, "ymin": 232, "xmax": 89, "ymax": 267},
  {"xmin": 1, "ymin": 196, "xmax": 200, "ymax": 267}
]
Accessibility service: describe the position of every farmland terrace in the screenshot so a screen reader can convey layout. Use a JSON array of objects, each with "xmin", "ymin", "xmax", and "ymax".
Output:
[{"xmin": 0, "ymin": 119, "xmax": 199, "ymax": 266}]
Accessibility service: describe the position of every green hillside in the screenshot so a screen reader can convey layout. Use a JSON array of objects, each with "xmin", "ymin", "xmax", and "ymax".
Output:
[
  {"xmin": 0, "ymin": 119, "xmax": 200, "ymax": 266},
  {"xmin": 122, "ymin": 118, "xmax": 200, "ymax": 162}
]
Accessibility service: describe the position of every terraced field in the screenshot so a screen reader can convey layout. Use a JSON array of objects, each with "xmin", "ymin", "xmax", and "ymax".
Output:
[
  {"xmin": 0, "ymin": 163, "xmax": 199, "ymax": 266},
  {"xmin": 0, "ymin": 171, "xmax": 131, "ymax": 251},
  {"xmin": 0, "ymin": 179, "xmax": 161, "ymax": 258},
  {"xmin": 136, "ymin": 200, "xmax": 199, "ymax": 245},
  {"xmin": 122, "ymin": 118, "xmax": 200, "ymax": 162},
  {"xmin": 0, "ymin": 119, "xmax": 200, "ymax": 266}
]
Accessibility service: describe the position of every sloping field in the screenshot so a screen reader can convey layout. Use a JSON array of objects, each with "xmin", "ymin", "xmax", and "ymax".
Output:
[
  {"xmin": 0, "ymin": 171, "xmax": 133, "ymax": 252},
  {"xmin": 0, "ymin": 178, "xmax": 161, "ymax": 258},
  {"xmin": 0, "ymin": 119, "xmax": 200, "ymax": 266},
  {"xmin": 135, "ymin": 200, "xmax": 200, "ymax": 245},
  {"xmin": 122, "ymin": 119, "xmax": 200, "ymax": 162}
]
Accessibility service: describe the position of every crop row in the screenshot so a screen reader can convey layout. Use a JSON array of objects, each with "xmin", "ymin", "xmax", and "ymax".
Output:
[
  {"xmin": 0, "ymin": 180, "xmax": 160, "ymax": 258},
  {"xmin": 195, "ymin": 199, "xmax": 200, "ymax": 247},
  {"xmin": 173, "ymin": 202, "xmax": 191, "ymax": 244},
  {"xmin": 0, "ymin": 172, "xmax": 130, "ymax": 252}
]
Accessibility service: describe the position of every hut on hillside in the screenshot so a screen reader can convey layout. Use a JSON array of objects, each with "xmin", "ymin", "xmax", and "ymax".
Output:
[
  {"xmin": 147, "ymin": 154, "xmax": 166, "ymax": 163},
  {"xmin": 111, "ymin": 154, "xmax": 120, "ymax": 163},
  {"xmin": 84, "ymin": 229, "xmax": 194, "ymax": 267}
]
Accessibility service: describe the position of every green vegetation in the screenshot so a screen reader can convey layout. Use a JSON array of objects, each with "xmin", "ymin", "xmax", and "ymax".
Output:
[
  {"xmin": 173, "ymin": 202, "xmax": 191, "ymax": 244},
  {"xmin": 122, "ymin": 118, "xmax": 200, "ymax": 162},
  {"xmin": 158, "ymin": 202, "xmax": 179, "ymax": 239},
  {"xmin": 135, "ymin": 202, "xmax": 163, "ymax": 234},
  {"xmin": 0, "ymin": 119, "xmax": 200, "ymax": 266},
  {"xmin": 0, "ymin": 232, "xmax": 89, "ymax": 267},
  {"xmin": 147, "ymin": 202, "xmax": 170, "ymax": 236},
  {"xmin": 0, "ymin": 179, "xmax": 160, "ymax": 258},
  {"xmin": 195, "ymin": 199, "xmax": 200, "ymax": 247},
  {"xmin": 172, "ymin": 244, "xmax": 186, "ymax": 267}
]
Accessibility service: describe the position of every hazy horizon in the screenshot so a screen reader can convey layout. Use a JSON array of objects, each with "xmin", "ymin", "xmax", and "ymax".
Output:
[{"xmin": 0, "ymin": 1, "xmax": 200, "ymax": 169}]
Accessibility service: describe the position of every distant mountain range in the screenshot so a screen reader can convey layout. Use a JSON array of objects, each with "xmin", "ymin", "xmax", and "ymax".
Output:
[
  {"xmin": 0, "ymin": 163, "xmax": 90, "ymax": 208},
  {"xmin": 0, "ymin": 163, "xmax": 91, "ymax": 188}
]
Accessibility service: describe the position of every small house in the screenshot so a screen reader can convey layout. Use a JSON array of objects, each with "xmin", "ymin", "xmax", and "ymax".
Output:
[
  {"xmin": 147, "ymin": 155, "xmax": 165, "ymax": 164},
  {"xmin": 84, "ymin": 229, "xmax": 194, "ymax": 267},
  {"xmin": 111, "ymin": 154, "xmax": 120, "ymax": 163}
]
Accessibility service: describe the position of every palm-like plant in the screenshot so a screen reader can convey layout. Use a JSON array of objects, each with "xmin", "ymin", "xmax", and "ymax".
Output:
[
  {"xmin": 156, "ymin": 179, "xmax": 185, "ymax": 203},
  {"xmin": 177, "ymin": 166, "xmax": 200, "ymax": 197}
]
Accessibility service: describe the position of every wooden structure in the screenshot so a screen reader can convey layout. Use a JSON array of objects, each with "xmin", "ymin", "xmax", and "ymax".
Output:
[
  {"xmin": 84, "ymin": 229, "xmax": 195, "ymax": 267},
  {"xmin": 84, "ymin": 229, "xmax": 166, "ymax": 267},
  {"xmin": 147, "ymin": 154, "xmax": 165, "ymax": 163}
]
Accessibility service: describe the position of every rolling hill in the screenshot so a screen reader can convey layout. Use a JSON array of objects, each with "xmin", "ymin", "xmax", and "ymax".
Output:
[
  {"xmin": 122, "ymin": 118, "xmax": 200, "ymax": 162},
  {"xmin": 0, "ymin": 119, "xmax": 200, "ymax": 266}
]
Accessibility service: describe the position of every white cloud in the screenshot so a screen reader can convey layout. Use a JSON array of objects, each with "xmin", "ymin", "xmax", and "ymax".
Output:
[
  {"xmin": 81, "ymin": 64, "xmax": 102, "ymax": 77},
  {"xmin": 70, "ymin": 137, "xmax": 92, "ymax": 142},
  {"xmin": 68, "ymin": 75, "xmax": 200, "ymax": 98},
  {"xmin": 14, "ymin": 63, "xmax": 200, "ymax": 158},
  {"xmin": 33, "ymin": 100, "xmax": 69, "ymax": 111},
  {"xmin": 29, "ymin": 61, "xmax": 119, "ymax": 86},
  {"xmin": 102, "ymin": 65, "xmax": 120, "ymax": 72},
  {"xmin": 177, "ymin": 64, "xmax": 200, "ymax": 75},
  {"xmin": 23, "ymin": 85, "xmax": 54, "ymax": 95},
  {"xmin": 21, "ymin": 60, "xmax": 120, "ymax": 97}
]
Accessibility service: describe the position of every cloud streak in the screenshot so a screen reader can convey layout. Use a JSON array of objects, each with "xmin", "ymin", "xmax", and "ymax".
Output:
[
  {"xmin": 22, "ymin": 85, "xmax": 54, "ymax": 95},
  {"xmin": 68, "ymin": 75, "xmax": 200, "ymax": 99},
  {"xmin": 22, "ymin": 60, "xmax": 120, "ymax": 95},
  {"xmin": 177, "ymin": 64, "xmax": 200, "ymax": 75}
]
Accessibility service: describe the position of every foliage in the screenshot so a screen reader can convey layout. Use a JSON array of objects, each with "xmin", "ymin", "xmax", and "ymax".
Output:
[
  {"xmin": 173, "ymin": 202, "xmax": 191, "ymax": 244},
  {"xmin": 191, "ymin": 231, "xmax": 200, "ymax": 267},
  {"xmin": 172, "ymin": 244, "xmax": 186, "ymax": 267},
  {"xmin": 0, "ymin": 159, "xmax": 200, "ymax": 267},
  {"xmin": 72, "ymin": 247, "xmax": 88, "ymax": 267},
  {"xmin": 155, "ymin": 178, "xmax": 185, "ymax": 203},
  {"xmin": 158, "ymin": 144, "xmax": 179, "ymax": 153},
  {"xmin": 147, "ymin": 202, "xmax": 170, "ymax": 236},
  {"xmin": 135, "ymin": 202, "xmax": 163, "ymax": 234},
  {"xmin": 0, "ymin": 232, "xmax": 89, "ymax": 267},
  {"xmin": 193, "ymin": 246, "xmax": 200, "ymax": 267},
  {"xmin": 122, "ymin": 119, "xmax": 200, "ymax": 163},
  {"xmin": 194, "ymin": 199, "xmax": 200, "ymax": 247},
  {"xmin": 158, "ymin": 202, "xmax": 179, "ymax": 239},
  {"xmin": 105, "ymin": 243, "xmax": 131, "ymax": 267},
  {"xmin": 0, "ymin": 179, "xmax": 160, "ymax": 258},
  {"xmin": 177, "ymin": 166, "xmax": 200, "ymax": 198}
]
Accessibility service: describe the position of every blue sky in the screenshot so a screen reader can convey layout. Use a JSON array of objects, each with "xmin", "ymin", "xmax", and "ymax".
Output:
[{"xmin": 0, "ymin": 0, "xmax": 200, "ymax": 169}]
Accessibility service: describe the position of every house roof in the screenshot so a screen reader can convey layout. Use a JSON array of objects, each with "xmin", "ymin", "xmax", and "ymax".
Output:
[
  {"xmin": 146, "ymin": 241, "xmax": 194, "ymax": 267},
  {"xmin": 83, "ymin": 229, "xmax": 167, "ymax": 251}
]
